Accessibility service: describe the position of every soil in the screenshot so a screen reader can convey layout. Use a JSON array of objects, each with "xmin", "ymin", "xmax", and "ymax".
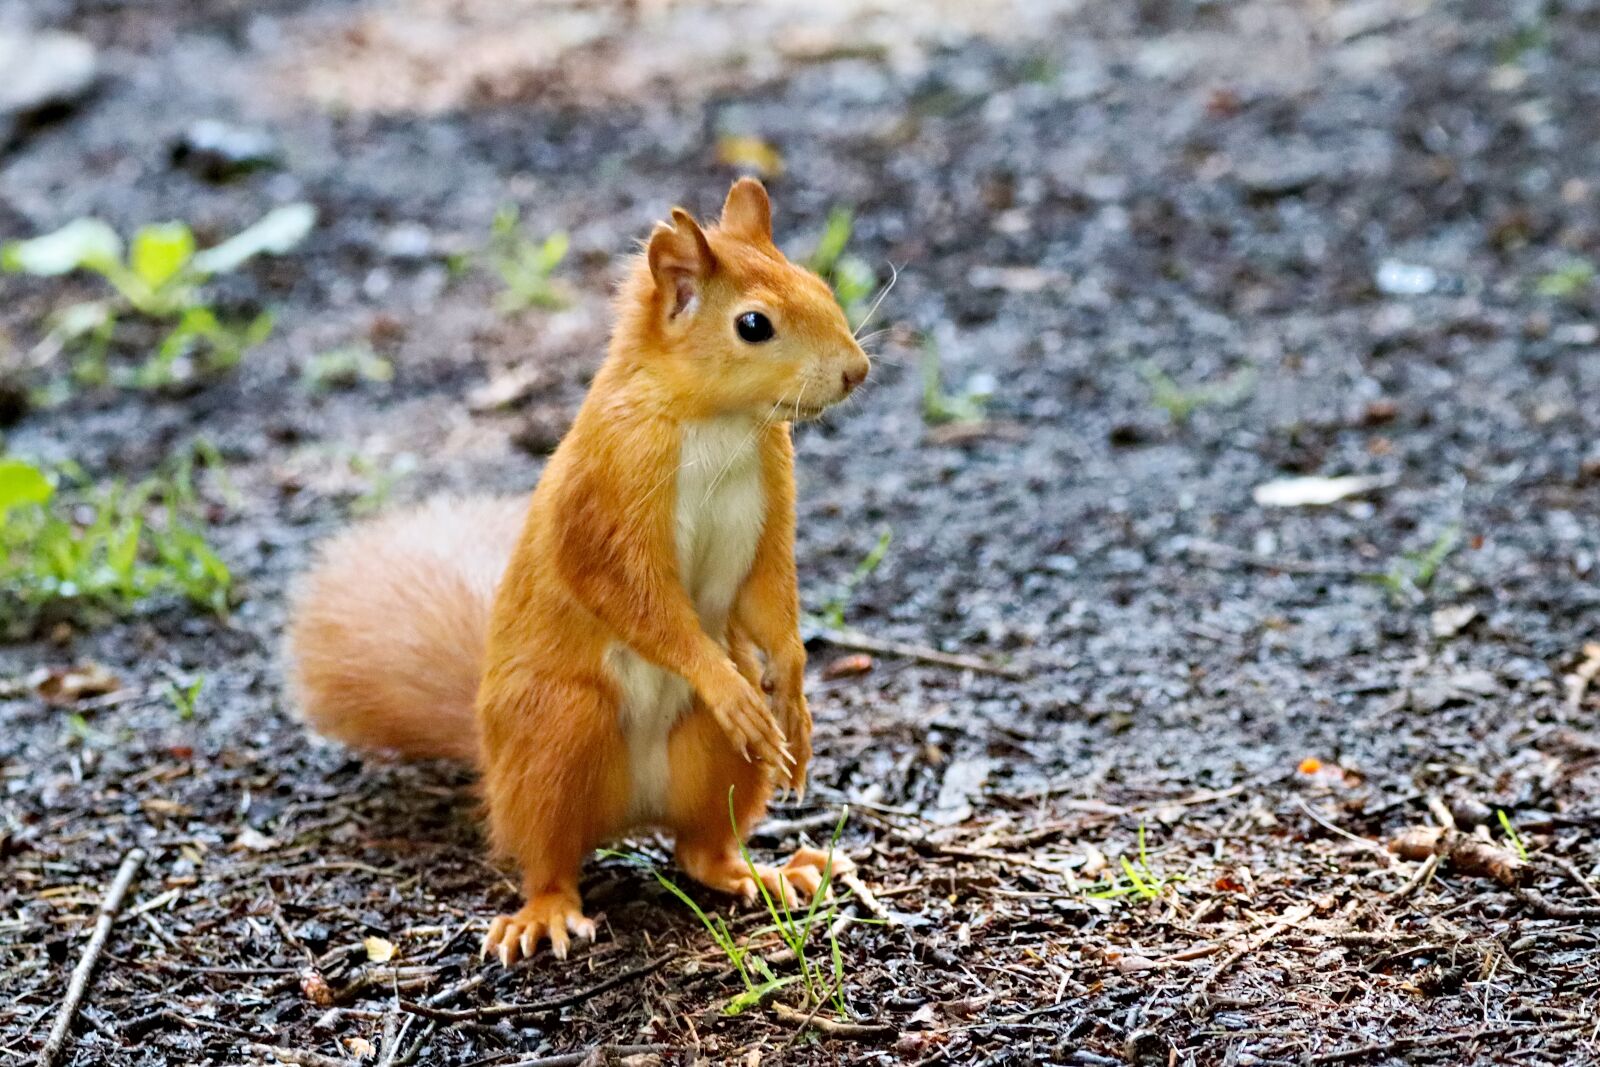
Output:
[{"xmin": 3, "ymin": 0, "xmax": 1600, "ymax": 1064}]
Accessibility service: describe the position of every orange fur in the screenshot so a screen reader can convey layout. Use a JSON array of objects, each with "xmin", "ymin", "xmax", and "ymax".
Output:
[
  {"xmin": 283, "ymin": 179, "xmax": 870, "ymax": 965},
  {"xmin": 285, "ymin": 496, "xmax": 526, "ymax": 763}
]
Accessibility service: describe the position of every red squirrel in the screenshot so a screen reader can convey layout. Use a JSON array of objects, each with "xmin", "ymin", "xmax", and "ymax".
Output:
[{"xmin": 286, "ymin": 179, "xmax": 870, "ymax": 965}]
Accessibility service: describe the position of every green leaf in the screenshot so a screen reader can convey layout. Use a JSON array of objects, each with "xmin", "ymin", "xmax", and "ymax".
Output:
[
  {"xmin": 192, "ymin": 203, "xmax": 317, "ymax": 275},
  {"xmin": 537, "ymin": 232, "xmax": 570, "ymax": 272},
  {"xmin": 241, "ymin": 311, "xmax": 275, "ymax": 348},
  {"xmin": 52, "ymin": 301, "xmax": 116, "ymax": 341},
  {"xmin": 834, "ymin": 255, "xmax": 877, "ymax": 311},
  {"xmin": 129, "ymin": 223, "xmax": 197, "ymax": 290},
  {"xmin": 108, "ymin": 517, "xmax": 143, "ymax": 599},
  {"xmin": 0, "ymin": 460, "xmax": 54, "ymax": 514},
  {"xmin": 723, "ymin": 976, "xmax": 797, "ymax": 1016},
  {"xmin": 303, "ymin": 344, "xmax": 393, "ymax": 391},
  {"xmin": 1, "ymin": 219, "xmax": 123, "ymax": 277},
  {"xmin": 810, "ymin": 208, "xmax": 854, "ymax": 276},
  {"xmin": 1496, "ymin": 809, "xmax": 1530, "ymax": 861}
]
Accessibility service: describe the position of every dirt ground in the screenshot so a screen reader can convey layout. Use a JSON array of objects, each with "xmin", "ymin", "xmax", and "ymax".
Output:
[{"xmin": 4, "ymin": 0, "xmax": 1600, "ymax": 1064}]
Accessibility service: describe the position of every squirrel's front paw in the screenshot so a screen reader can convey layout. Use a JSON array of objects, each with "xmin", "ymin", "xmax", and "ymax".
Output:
[
  {"xmin": 482, "ymin": 894, "xmax": 596, "ymax": 966},
  {"xmin": 772, "ymin": 692, "xmax": 812, "ymax": 795},
  {"xmin": 710, "ymin": 674, "xmax": 792, "ymax": 772}
]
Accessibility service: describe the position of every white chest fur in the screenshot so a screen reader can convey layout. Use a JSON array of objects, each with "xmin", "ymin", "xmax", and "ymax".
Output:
[{"xmin": 608, "ymin": 417, "xmax": 767, "ymax": 821}]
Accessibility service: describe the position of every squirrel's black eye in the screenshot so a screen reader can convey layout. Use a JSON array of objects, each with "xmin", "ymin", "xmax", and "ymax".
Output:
[{"xmin": 736, "ymin": 311, "xmax": 775, "ymax": 343}]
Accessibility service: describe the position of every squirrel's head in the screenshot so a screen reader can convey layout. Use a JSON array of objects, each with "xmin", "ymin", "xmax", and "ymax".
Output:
[{"xmin": 628, "ymin": 178, "xmax": 871, "ymax": 422}]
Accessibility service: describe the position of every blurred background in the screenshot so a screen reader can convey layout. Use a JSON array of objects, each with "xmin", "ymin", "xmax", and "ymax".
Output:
[{"xmin": 3, "ymin": 1, "xmax": 1599, "ymax": 1064}]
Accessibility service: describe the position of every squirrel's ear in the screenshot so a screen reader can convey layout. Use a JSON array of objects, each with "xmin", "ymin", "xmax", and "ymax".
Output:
[
  {"xmin": 720, "ymin": 178, "xmax": 772, "ymax": 242},
  {"xmin": 647, "ymin": 208, "xmax": 716, "ymax": 319}
]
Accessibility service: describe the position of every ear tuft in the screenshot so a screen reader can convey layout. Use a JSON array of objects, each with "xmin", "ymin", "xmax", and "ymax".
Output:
[
  {"xmin": 647, "ymin": 209, "xmax": 715, "ymax": 319},
  {"xmin": 720, "ymin": 178, "xmax": 772, "ymax": 242}
]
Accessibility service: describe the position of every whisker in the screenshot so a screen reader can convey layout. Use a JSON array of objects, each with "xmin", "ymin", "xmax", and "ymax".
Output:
[
  {"xmin": 699, "ymin": 396, "xmax": 785, "ymax": 509},
  {"xmin": 641, "ymin": 452, "xmax": 687, "ymax": 513},
  {"xmin": 853, "ymin": 262, "xmax": 900, "ymax": 339}
]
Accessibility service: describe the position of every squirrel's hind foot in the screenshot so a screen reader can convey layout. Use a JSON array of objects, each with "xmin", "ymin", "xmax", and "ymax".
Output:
[
  {"xmin": 482, "ymin": 893, "xmax": 596, "ymax": 966},
  {"xmin": 678, "ymin": 843, "xmax": 855, "ymax": 908},
  {"xmin": 778, "ymin": 845, "xmax": 855, "ymax": 899}
]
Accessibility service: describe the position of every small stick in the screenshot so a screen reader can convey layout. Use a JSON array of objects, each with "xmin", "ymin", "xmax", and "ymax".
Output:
[
  {"xmin": 1295, "ymin": 800, "xmax": 1393, "ymax": 861},
  {"xmin": 375, "ymin": 1012, "xmax": 408, "ymax": 1067},
  {"xmin": 159, "ymin": 1010, "xmax": 260, "ymax": 1041},
  {"xmin": 1425, "ymin": 794, "xmax": 1457, "ymax": 831},
  {"xmin": 1512, "ymin": 886, "xmax": 1600, "ymax": 921},
  {"xmin": 154, "ymin": 962, "xmax": 300, "ymax": 977},
  {"xmin": 420, "ymin": 969, "xmax": 489, "ymax": 1008},
  {"xmin": 1188, "ymin": 903, "xmax": 1314, "ymax": 1012},
  {"xmin": 770, "ymin": 1002, "xmax": 895, "ymax": 1041},
  {"xmin": 1566, "ymin": 642, "xmax": 1600, "ymax": 710},
  {"xmin": 503, "ymin": 1046, "xmax": 673, "ymax": 1067},
  {"xmin": 243, "ymin": 1045, "xmax": 355, "ymax": 1067},
  {"xmin": 779, "ymin": 977, "xmax": 850, "ymax": 1051},
  {"xmin": 838, "ymin": 871, "xmax": 892, "ymax": 924},
  {"xmin": 1306, "ymin": 1022, "xmax": 1580, "ymax": 1065},
  {"xmin": 37, "ymin": 847, "xmax": 147, "ymax": 1067},
  {"xmin": 1391, "ymin": 826, "xmax": 1600, "ymax": 919},
  {"xmin": 400, "ymin": 950, "xmax": 679, "ymax": 1024},
  {"xmin": 393, "ymin": 1022, "xmax": 436, "ymax": 1067},
  {"xmin": 1545, "ymin": 856, "xmax": 1600, "ymax": 904},
  {"xmin": 813, "ymin": 628, "xmax": 1028, "ymax": 679},
  {"xmin": 1153, "ymin": 943, "xmax": 1222, "ymax": 965},
  {"xmin": 1389, "ymin": 852, "xmax": 1441, "ymax": 903},
  {"xmin": 1184, "ymin": 539, "xmax": 1368, "ymax": 578}
]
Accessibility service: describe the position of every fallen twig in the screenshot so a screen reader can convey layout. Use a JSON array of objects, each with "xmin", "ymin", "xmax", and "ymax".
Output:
[
  {"xmin": 394, "ymin": 1023, "xmax": 436, "ymax": 1067},
  {"xmin": 838, "ymin": 870, "xmax": 892, "ymax": 924},
  {"xmin": 37, "ymin": 847, "xmax": 147, "ymax": 1067},
  {"xmin": 1389, "ymin": 827, "xmax": 1523, "ymax": 886},
  {"xmin": 375, "ymin": 1011, "xmax": 408, "ymax": 1067},
  {"xmin": 333, "ymin": 965, "xmax": 440, "ymax": 1004},
  {"xmin": 1566, "ymin": 642, "xmax": 1600, "ymax": 710},
  {"xmin": 504, "ymin": 1046, "xmax": 673, "ymax": 1067},
  {"xmin": 1188, "ymin": 903, "xmax": 1315, "ymax": 1012},
  {"xmin": 754, "ymin": 810, "xmax": 851, "ymax": 841},
  {"xmin": 158, "ymin": 1010, "xmax": 260, "ymax": 1041},
  {"xmin": 1184, "ymin": 539, "xmax": 1368, "ymax": 578},
  {"xmin": 919, "ymin": 840, "xmax": 1076, "ymax": 877},
  {"xmin": 770, "ymin": 1001, "xmax": 896, "ymax": 1041},
  {"xmin": 1389, "ymin": 826, "xmax": 1600, "ymax": 920},
  {"xmin": 1510, "ymin": 886, "xmax": 1600, "ymax": 921},
  {"xmin": 1544, "ymin": 856, "xmax": 1600, "ymax": 904},
  {"xmin": 813, "ymin": 627, "xmax": 1028, "ymax": 678},
  {"xmin": 400, "ymin": 951, "xmax": 680, "ymax": 1024},
  {"xmin": 1296, "ymin": 800, "xmax": 1393, "ymax": 861},
  {"xmin": 1153, "ymin": 942, "xmax": 1222, "ymax": 965},
  {"xmin": 1306, "ymin": 1021, "xmax": 1581, "ymax": 1064},
  {"xmin": 419, "ymin": 969, "xmax": 490, "ymax": 1009},
  {"xmin": 1388, "ymin": 852, "xmax": 1441, "ymax": 903},
  {"xmin": 778, "ymin": 979, "xmax": 850, "ymax": 1052}
]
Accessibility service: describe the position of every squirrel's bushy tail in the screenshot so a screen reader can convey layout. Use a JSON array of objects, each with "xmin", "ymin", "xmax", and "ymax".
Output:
[{"xmin": 284, "ymin": 496, "xmax": 527, "ymax": 766}]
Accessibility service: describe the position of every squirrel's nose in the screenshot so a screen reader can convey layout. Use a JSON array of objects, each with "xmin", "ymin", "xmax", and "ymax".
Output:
[{"xmin": 841, "ymin": 360, "xmax": 868, "ymax": 393}]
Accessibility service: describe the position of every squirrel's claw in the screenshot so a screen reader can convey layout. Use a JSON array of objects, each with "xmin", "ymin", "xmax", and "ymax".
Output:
[{"xmin": 482, "ymin": 896, "xmax": 595, "ymax": 967}]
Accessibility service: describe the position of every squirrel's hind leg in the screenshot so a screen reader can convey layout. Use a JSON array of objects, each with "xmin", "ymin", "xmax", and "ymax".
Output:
[
  {"xmin": 477, "ymin": 676, "xmax": 629, "ymax": 965},
  {"xmin": 666, "ymin": 704, "xmax": 827, "ymax": 907}
]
